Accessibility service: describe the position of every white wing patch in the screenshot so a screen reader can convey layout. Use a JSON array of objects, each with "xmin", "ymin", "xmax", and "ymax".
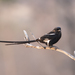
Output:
[
  {"xmin": 43, "ymin": 39, "xmax": 50, "ymax": 42},
  {"xmin": 43, "ymin": 39, "xmax": 50, "ymax": 46},
  {"xmin": 48, "ymin": 33, "xmax": 55, "ymax": 35}
]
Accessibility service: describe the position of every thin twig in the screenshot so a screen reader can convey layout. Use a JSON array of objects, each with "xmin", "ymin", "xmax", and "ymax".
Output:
[
  {"xmin": 29, "ymin": 31, "xmax": 45, "ymax": 48},
  {"xmin": 23, "ymin": 30, "xmax": 30, "ymax": 41}
]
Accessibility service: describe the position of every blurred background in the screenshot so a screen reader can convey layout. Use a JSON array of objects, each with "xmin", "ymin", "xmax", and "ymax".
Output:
[{"xmin": 0, "ymin": 0, "xmax": 75, "ymax": 75}]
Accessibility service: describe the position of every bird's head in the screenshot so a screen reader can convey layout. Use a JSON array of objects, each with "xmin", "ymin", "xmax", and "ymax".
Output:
[{"xmin": 53, "ymin": 27, "xmax": 61, "ymax": 32}]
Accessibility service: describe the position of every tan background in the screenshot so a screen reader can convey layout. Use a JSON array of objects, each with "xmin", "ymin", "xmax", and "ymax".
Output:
[{"xmin": 0, "ymin": 0, "xmax": 75, "ymax": 75}]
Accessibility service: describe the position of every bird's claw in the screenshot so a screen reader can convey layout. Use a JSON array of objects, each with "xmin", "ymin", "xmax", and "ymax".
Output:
[
  {"xmin": 50, "ymin": 46, "xmax": 58, "ymax": 50},
  {"xmin": 43, "ymin": 47, "xmax": 46, "ymax": 49}
]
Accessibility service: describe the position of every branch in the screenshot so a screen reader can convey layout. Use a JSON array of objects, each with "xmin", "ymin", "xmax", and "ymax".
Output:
[
  {"xmin": 29, "ymin": 30, "xmax": 45, "ymax": 47},
  {"xmin": 23, "ymin": 30, "xmax": 75, "ymax": 61}
]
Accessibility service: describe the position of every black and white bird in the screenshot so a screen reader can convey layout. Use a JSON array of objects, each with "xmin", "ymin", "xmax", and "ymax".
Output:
[{"xmin": 0, "ymin": 27, "xmax": 61, "ymax": 47}]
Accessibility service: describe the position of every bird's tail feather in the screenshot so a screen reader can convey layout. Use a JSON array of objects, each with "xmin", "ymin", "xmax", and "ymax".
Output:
[{"xmin": 0, "ymin": 40, "xmax": 36, "ymax": 45}]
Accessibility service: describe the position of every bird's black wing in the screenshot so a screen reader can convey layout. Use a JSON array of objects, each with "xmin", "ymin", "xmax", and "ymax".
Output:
[{"xmin": 40, "ymin": 32, "xmax": 56, "ymax": 39}]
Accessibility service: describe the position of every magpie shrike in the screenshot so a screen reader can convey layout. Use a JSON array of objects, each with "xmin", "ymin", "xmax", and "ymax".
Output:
[{"xmin": 0, "ymin": 27, "xmax": 61, "ymax": 47}]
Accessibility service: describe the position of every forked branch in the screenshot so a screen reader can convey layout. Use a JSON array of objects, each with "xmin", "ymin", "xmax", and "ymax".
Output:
[{"xmin": 23, "ymin": 30, "xmax": 75, "ymax": 61}]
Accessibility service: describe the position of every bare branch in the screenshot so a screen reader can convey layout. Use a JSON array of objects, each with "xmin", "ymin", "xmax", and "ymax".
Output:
[
  {"xmin": 23, "ymin": 30, "xmax": 30, "ymax": 41},
  {"xmin": 29, "ymin": 31, "xmax": 45, "ymax": 48},
  {"xmin": 23, "ymin": 30, "xmax": 75, "ymax": 61}
]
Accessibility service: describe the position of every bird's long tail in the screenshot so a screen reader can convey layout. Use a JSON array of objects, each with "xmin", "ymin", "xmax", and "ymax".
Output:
[{"xmin": 0, "ymin": 40, "xmax": 37, "ymax": 45}]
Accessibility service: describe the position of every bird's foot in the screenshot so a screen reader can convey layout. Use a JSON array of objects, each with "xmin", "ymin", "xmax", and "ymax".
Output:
[
  {"xmin": 43, "ymin": 47, "xmax": 46, "ymax": 49},
  {"xmin": 50, "ymin": 46, "xmax": 58, "ymax": 50},
  {"xmin": 50, "ymin": 46, "xmax": 53, "ymax": 48}
]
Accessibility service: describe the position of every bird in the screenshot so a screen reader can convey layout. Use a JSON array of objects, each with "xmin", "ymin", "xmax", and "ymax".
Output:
[{"xmin": 0, "ymin": 27, "xmax": 61, "ymax": 47}]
